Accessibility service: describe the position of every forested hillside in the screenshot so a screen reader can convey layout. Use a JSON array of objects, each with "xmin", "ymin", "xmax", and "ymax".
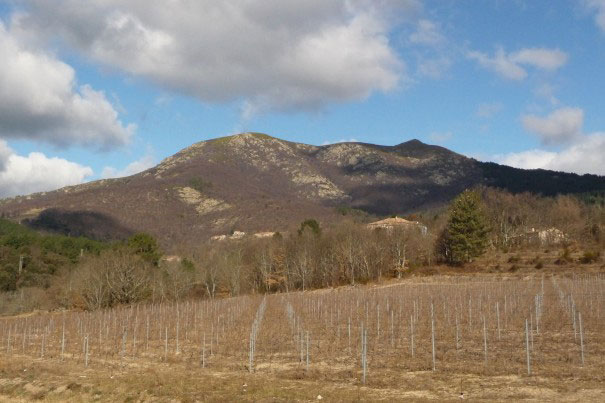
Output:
[{"xmin": 0, "ymin": 218, "xmax": 107, "ymax": 292}]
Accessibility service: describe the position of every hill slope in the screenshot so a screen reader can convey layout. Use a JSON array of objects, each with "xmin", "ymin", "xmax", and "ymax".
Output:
[{"xmin": 1, "ymin": 132, "xmax": 604, "ymax": 250}]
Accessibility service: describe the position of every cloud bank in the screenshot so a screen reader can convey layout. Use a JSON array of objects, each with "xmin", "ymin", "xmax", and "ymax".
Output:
[
  {"xmin": 15, "ymin": 0, "xmax": 417, "ymax": 114},
  {"xmin": 495, "ymin": 106, "xmax": 605, "ymax": 175},
  {"xmin": 0, "ymin": 140, "xmax": 93, "ymax": 197},
  {"xmin": 494, "ymin": 133, "xmax": 605, "ymax": 175}
]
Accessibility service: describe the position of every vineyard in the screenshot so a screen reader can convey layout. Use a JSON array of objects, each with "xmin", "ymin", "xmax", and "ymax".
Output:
[{"xmin": 1, "ymin": 273, "xmax": 604, "ymax": 401}]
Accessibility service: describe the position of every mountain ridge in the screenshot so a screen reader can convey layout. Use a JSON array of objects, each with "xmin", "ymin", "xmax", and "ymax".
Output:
[{"xmin": 1, "ymin": 132, "xmax": 604, "ymax": 250}]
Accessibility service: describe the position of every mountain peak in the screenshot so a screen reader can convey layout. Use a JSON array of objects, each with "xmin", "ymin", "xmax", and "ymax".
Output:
[
  {"xmin": 388, "ymin": 138, "xmax": 459, "ymax": 159},
  {"xmin": 238, "ymin": 131, "xmax": 276, "ymax": 140},
  {"xmin": 209, "ymin": 132, "xmax": 278, "ymax": 144},
  {"xmin": 155, "ymin": 132, "xmax": 286, "ymax": 175},
  {"xmin": 397, "ymin": 139, "xmax": 425, "ymax": 146},
  {"xmin": 2, "ymin": 132, "xmax": 604, "ymax": 251}
]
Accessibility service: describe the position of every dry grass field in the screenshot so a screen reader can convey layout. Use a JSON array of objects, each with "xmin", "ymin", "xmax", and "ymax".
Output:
[{"xmin": 1, "ymin": 271, "xmax": 604, "ymax": 402}]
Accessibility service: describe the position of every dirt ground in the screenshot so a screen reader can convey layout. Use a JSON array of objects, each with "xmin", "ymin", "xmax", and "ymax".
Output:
[{"xmin": 0, "ymin": 354, "xmax": 603, "ymax": 402}]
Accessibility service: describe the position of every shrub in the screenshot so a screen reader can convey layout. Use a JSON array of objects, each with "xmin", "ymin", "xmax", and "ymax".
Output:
[
  {"xmin": 73, "ymin": 249, "xmax": 152, "ymax": 309},
  {"xmin": 188, "ymin": 177, "xmax": 213, "ymax": 193},
  {"xmin": 298, "ymin": 219, "xmax": 321, "ymax": 236},
  {"xmin": 555, "ymin": 247, "xmax": 573, "ymax": 265},
  {"xmin": 127, "ymin": 233, "xmax": 161, "ymax": 266},
  {"xmin": 579, "ymin": 250, "xmax": 600, "ymax": 264}
]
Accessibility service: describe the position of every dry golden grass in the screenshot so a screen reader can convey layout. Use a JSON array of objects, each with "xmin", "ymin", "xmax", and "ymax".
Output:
[{"xmin": 0, "ymin": 354, "xmax": 603, "ymax": 402}]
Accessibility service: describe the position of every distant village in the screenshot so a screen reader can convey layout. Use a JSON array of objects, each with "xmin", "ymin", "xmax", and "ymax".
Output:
[{"xmin": 209, "ymin": 216, "xmax": 429, "ymax": 242}]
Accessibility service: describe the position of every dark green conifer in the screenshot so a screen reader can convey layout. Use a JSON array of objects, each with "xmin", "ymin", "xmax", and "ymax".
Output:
[{"xmin": 441, "ymin": 190, "xmax": 490, "ymax": 264}]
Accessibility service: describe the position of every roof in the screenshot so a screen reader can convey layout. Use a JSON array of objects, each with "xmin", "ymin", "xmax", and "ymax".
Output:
[{"xmin": 367, "ymin": 217, "xmax": 424, "ymax": 227}]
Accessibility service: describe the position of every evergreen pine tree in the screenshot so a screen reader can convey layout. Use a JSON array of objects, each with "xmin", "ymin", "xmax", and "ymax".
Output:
[
  {"xmin": 441, "ymin": 190, "xmax": 490, "ymax": 264},
  {"xmin": 127, "ymin": 233, "xmax": 161, "ymax": 266}
]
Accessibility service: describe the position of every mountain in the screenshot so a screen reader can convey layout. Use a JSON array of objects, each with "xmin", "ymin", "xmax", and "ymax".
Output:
[{"xmin": 1, "ymin": 132, "xmax": 604, "ymax": 250}]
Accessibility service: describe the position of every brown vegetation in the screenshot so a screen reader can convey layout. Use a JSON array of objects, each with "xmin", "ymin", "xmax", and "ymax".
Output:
[{"xmin": 0, "ymin": 186, "xmax": 603, "ymax": 316}]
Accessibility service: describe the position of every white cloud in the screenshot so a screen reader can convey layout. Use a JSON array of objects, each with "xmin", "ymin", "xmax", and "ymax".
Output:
[
  {"xmin": 428, "ymin": 131, "xmax": 452, "ymax": 144},
  {"xmin": 521, "ymin": 107, "xmax": 584, "ymax": 145},
  {"xmin": 322, "ymin": 138, "xmax": 360, "ymax": 145},
  {"xmin": 101, "ymin": 154, "xmax": 155, "ymax": 179},
  {"xmin": 544, "ymin": 133, "xmax": 605, "ymax": 174},
  {"xmin": 0, "ymin": 141, "xmax": 12, "ymax": 171},
  {"xmin": 408, "ymin": 18, "xmax": 452, "ymax": 79},
  {"xmin": 409, "ymin": 19, "xmax": 444, "ymax": 46},
  {"xmin": 476, "ymin": 103, "xmax": 503, "ymax": 118},
  {"xmin": 493, "ymin": 133, "xmax": 605, "ymax": 175},
  {"xmin": 15, "ymin": 0, "xmax": 413, "ymax": 114},
  {"xmin": 468, "ymin": 47, "xmax": 568, "ymax": 80},
  {"xmin": 510, "ymin": 48, "xmax": 568, "ymax": 70},
  {"xmin": 584, "ymin": 0, "xmax": 605, "ymax": 31},
  {"xmin": 495, "ymin": 106, "xmax": 604, "ymax": 175},
  {"xmin": 154, "ymin": 94, "xmax": 173, "ymax": 107},
  {"xmin": 417, "ymin": 56, "xmax": 452, "ymax": 79},
  {"xmin": 494, "ymin": 149, "xmax": 557, "ymax": 170},
  {"xmin": 0, "ymin": 140, "xmax": 92, "ymax": 197},
  {"xmin": 533, "ymin": 83, "xmax": 559, "ymax": 106},
  {"xmin": 468, "ymin": 48, "xmax": 527, "ymax": 80},
  {"xmin": 0, "ymin": 22, "xmax": 134, "ymax": 149}
]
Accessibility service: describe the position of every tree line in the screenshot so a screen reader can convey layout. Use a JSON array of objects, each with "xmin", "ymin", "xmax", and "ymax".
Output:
[{"xmin": 0, "ymin": 187, "xmax": 603, "ymax": 314}]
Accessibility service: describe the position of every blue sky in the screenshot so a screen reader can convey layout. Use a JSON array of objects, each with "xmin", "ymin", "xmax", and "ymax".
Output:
[{"xmin": 0, "ymin": 0, "xmax": 604, "ymax": 197}]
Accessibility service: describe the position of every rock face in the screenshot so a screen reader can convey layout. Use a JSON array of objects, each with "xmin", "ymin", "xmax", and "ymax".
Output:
[{"xmin": 1, "ymin": 132, "xmax": 604, "ymax": 250}]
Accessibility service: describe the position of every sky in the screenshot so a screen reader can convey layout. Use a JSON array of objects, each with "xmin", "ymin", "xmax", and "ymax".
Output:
[{"xmin": 0, "ymin": 0, "xmax": 604, "ymax": 197}]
